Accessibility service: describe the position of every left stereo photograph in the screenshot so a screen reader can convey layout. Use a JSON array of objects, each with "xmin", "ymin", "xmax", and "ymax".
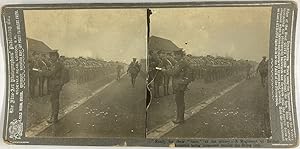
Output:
[{"xmin": 3, "ymin": 8, "xmax": 148, "ymax": 140}]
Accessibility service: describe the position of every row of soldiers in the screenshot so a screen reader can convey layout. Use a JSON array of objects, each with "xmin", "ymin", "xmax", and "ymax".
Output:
[
  {"xmin": 148, "ymin": 49, "xmax": 255, "ymax": 98},
  {"xmin": 64, "ymin": 57, "xmax": 125, "ymax": 84},
  {"xmin": 186, "ymin": 54, "xmax": 255, "ymax": 82},
  {"xmin": 29, "ymin": 51, "xmax": 124, "ymax": 98},
  {"xmin": 29, "ymin": 50, "xmax": 128, "ymax": 124},
  {"xmin": 148, "ymin": 49, "xmax": 261, "ymax": 124},
  {"xmin": 28, "ymin": 51, "xmax": 66, "ymax": 123}
]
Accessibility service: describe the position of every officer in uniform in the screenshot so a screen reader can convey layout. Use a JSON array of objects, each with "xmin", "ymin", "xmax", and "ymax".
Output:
[
  {"xmin": 162, "ymin": 49, "xmax": 192, "ymax": 124},
  {"xmin": 43, "ymin": 51, "xmax": 65, "ymax": 123}
]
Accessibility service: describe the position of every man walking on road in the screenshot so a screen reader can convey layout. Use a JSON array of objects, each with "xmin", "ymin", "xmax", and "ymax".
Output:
[
  {"xmin": 127, "ymin": 58, "xmax": 141, "ymax": 87},
  {"xmin": 162, "ymin": 49, "xmax": 192, "ymax": 124}
]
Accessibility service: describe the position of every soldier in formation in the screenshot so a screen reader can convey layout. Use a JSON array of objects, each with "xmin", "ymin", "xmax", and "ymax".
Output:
[
  {"xmin": 148, "ymin": 49, "xmax": 256, "ymax": 99},
  {"xmin": 148, "ymin": 47, "xmax": 263, "ymax": 125},
  {"xmin": 28, "ymin": 50, "xmax": 128, "ymax": 123},
  {"xmin": 188, "ymin": 55, "xmax": 252, "ymax": 83},
  {"xmin": 28, "ymin": 52, "xmax": 52, "ymax": 98},
  {"xmin": 158, "ymin": 50, "xmax": 174, "ymax": 96},
  {"xmin": 61, "ymin": 57, "xmax": 122, "ymax": 84},
  {"xmin": 148, "ymin": 50, "xmax": 177, "ymax": 98}
]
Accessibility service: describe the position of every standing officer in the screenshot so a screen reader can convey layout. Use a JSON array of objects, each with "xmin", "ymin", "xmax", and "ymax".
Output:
[
  {"xmin": 162, "ymin": 49, "xmax": 192, "ymax": 124},
  {"xmin": 43, "ymin": 51, "xmax": 65, "ymax": 124}
]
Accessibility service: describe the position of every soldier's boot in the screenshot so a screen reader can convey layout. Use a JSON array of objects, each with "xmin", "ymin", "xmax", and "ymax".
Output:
[
  {"xmin": 173, "ymin": 109, "xmax": 185, "ymax": 124},
  {"xmin": 172, "ymin": 119, "xmax": 184, "ymax": 124},
  {"xmin": 48, "ymin": 94, "xmax": 59, "ymax": 124}
]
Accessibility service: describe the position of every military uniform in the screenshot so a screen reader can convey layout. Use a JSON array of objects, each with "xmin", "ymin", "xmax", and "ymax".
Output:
[
  {"xmin": 44, "ymin": 52, "xmax": 64, "ymax": 123},
  {"xmin": 164, "ymin": 50, "xmax": 192, "ymax": 124},
  {"xmin": 127, "ymin": 59, "xmax": 141, "ymax": 87}
]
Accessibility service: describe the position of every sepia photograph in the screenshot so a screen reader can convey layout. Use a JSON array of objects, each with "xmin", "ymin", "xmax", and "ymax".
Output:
[
  {"xmin": 146, "ymin": 7, "xmax": 272, "ymax": 139},
  {"xmin": 24, "ymin": 9, "xmax": 147, "ymax": 138},
  {"xmin": 0, "ymin": 1, "xmax": 298, "ymax": 147}
]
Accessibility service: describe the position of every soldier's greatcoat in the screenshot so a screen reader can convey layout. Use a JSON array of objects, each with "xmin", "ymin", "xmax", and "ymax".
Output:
[
  {"xmin": 44, "ymin": 60, "xmax": 64, "ymax": 122},
  {"xmin": 165, "ymin": 57, "xmax": 192, "ymax": 122}
]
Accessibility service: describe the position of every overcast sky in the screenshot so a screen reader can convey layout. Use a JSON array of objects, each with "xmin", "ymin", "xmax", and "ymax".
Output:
[
  {"xmin": 150, "ymin": 7, "xmax": 272, "ymax": 62},
  {"xmin": 24, "ymin": 9, "xmax": 147, "ymax": 64}
]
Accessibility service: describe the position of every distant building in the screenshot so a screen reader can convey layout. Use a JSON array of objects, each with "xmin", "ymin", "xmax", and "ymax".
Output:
[
  {"xmin": 26, "ymin": 38, "xmax": 54, "ymax": 56},
  {"xmin": 149, "ymin": 36, "xmax": 182, "ymax": 53}
]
